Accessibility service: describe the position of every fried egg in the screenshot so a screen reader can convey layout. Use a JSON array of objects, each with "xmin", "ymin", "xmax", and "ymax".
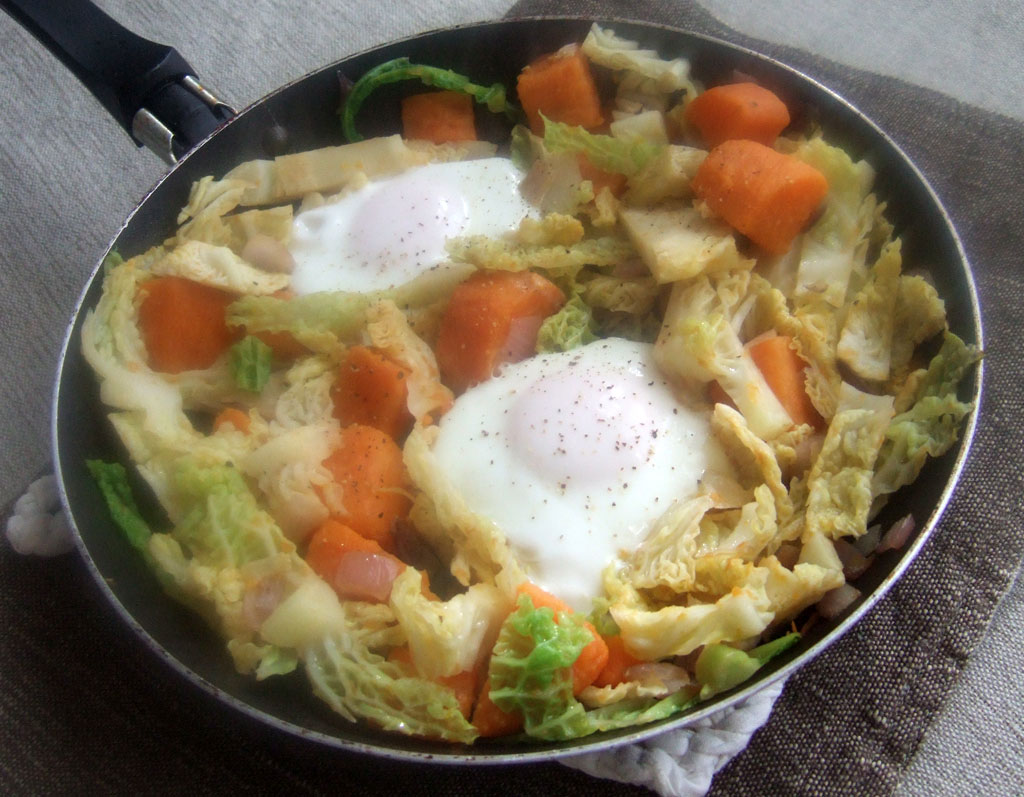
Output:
[
  {"xmin": 432, "ymin": 337, "xmax": 727, "ymax": 612},
  {"xmin": 288, "ymin": 158, "xmax": 536, "ymax": 294}
]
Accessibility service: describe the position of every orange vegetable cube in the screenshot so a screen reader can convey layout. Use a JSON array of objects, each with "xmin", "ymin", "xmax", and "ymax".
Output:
[
  {"xmin": 211, "ymin": 407, "xmax": 251, "ymax": 434},
  {"xmin": 592, "ymin": 634, "xmax": 643, "ymax": 688},
  {"xmin": 435, "ymin": 270, "xmax": 564, "ymax": 393},
  {"xmin": 320, "ymin": 424, "xmax": 411, "ymax": 551},
  {"xmin": 748, "ymin": 335, "xmax": 825, "ymax": 429},
  {"xmin": 692, "ymin": 139, "xmax": 828, "ymax": 254},
  {"xmin": 472, "ymin": 678, "xmax": 524, "ymax": 738},
  {"xmin": 332, "ymin": 346, "xmax": 413, "ymax": 440},
  {"xmin": 686, "ymin": 82, "xmax": 791, "ymax": 147},
  {"xmin": 577, "ymin": 152, "xmax": 628, "ymax": 197},
  {"xmin": 137, "ymin": 276, "xmax": 240, "ymax": 373},
  {"xmin": 401, "ymin": 90, "xmax": 477, "ymax": 144},
  {"xmin": 516, "ymin": 44, "xmax": 604, "ymax": 134}
]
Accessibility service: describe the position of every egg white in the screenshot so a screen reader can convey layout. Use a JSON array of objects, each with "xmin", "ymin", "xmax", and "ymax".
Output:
[
  {"xmin": 432, "ymin": 337, "xmax": 726, "ymax": 612},
  {"xmin": 288, "ymin": 158, "xmax": 536, "ymax": 294}
]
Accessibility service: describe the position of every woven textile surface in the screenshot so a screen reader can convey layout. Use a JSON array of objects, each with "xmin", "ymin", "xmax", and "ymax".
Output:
[{"xmin": 1, "ymin": 0, "xmax": 1021, "ymax": 793}]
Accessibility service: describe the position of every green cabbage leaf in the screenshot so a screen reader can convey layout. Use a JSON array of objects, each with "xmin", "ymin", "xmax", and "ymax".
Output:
[
  {"xmin": 542, "ymin": 116, "xmax": 664, "ymax": 177},
  {"xmin": 306, "ymin": 614, "xmax": 478, "ymax": 743},
  {"xmin": 581, "ymin": 24, "xmax": 692, "ymax": 94},
  {"xmin": 169, "ymin": 459, "xmax": 291, "ymax": 569},
  {"xmin": 655, "ymin": 277, "xmax": 792, "ymax": 440},
  {"xmin": 488, "ymin": 593, "xmax": 593, "ymax": 741},
  {"xmin": 873, "ymin": 332, "xmax": 980, "ymax": 498},
  {"xmin": 792, "ymin": 137, "xmax": 879, "ymax": 308},
  {"xmin": 536, "ymin": 293, "xmax": 597, "ymax": 353},
  {"xmin": 230, "ymin": 335, "xmax": 273, "ymax": 393},
  {"xmin": 805, "ymin": 385, "xmax": 894, "ymax": 539},
  {"xmin": 340, "ymin": 57, "xmax": 519, "ymax": 142},
  {"xmin": 837, "ymin": 240, "xmax": 902, "ymax": 382}
]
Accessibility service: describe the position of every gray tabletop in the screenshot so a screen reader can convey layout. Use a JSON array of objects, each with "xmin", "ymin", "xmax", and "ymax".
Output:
[{"xmin": 1, "ymin": 1, "xmax": 1021, "ymax": 793}]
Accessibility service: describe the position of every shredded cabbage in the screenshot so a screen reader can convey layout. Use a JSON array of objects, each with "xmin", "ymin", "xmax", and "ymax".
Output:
[
  {"xmin": 619, "ymin": 204, "xmax": 752, "ymax": 283},
  {"xmin": 488, "ymin": 594, "xmax": 592, "ymax": 740},
  {"xmin": 306, "ymin": 619, "xmax": 478, "ymax": 743},
  {"xmin": 536, "ymin": 293, "xmax": 597, "ymax": 353},
  {"xmin": 837, "ymin": 240, "xmax": 903, "ymax": 382},
  {"xmin": 806, "ymin": 385, "xmax": 894, "ymax": 539},
  {"xmin": 542, "ymin": 115, "xmax": 664, "ymax": 177},
  {"xmin": 873, "ymin": 332, "xmax": 979, "ymax": 498},
  {"xmin": 79, "ymin": 24, "xmax": 980, "ymax": 748},
  {"xmin": 389, "ymin": 568, "xmax": 508, "ymax": 679},
  {"xmin": 581, "ymin": 23, "xmax": 693, "ymax": 95},
  {"xmin": 792, "ymin": 137, "xmax": 879, "ymax": 308}
]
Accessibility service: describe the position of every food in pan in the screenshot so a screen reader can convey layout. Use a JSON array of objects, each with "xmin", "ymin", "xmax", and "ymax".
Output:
[{"xmin": 83, "ymin": 24, "xmax": 979, "ymax": 744}]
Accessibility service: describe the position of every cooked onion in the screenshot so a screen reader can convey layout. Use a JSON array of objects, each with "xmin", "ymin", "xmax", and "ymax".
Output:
[
  {"xmin": 877, "ymin": 514, "xmax": 916, "ymax": 553},
  {"xmin": 853, "ymin": 524, "xmax": 882, "ymax": 556},
  {"xmin": 816, "ymin": 584, "xmax": 861, "ymax": 619},
  {"xmin": 623, "ymin": 662, "xmax": 693, "ymax": 695},
  {"xmin": 834, "ymin": 538, "xmax": 874, "ymax": 580},
  {"xmin": 500, "ymin": 315, "xmax": 545, "ymax": 367},
  {"xmin": 242, "ymin": 575, "xmax": 286, "ymax": 630},
  {"xmin": 333, "ymin": 552, "xmax": 403, "ymax": 603},
  {"xmin": 242, "ymin": 233, "xmax": 295, "ymax": 274},
  {"xmin": 519, "ymin": 152, "xmax": 584, "ymax": 213},
  {"xmin": 787, "ymin": 431, "xmax": 825, "ymax": 480}
]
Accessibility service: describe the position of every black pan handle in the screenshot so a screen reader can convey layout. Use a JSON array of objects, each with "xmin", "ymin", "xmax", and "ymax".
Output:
[{"xmin": 1, "ymin": 0, "xmax": 234, "ymax": 163}]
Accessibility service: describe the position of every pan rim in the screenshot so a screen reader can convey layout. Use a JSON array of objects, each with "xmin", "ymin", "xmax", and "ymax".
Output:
[{"xmin": 50, "ymin": 14, "xmax": 984, "ymax": 764}]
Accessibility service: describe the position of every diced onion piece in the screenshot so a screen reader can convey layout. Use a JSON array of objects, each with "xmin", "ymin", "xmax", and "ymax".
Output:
[
  {"xmin": 242, "ymin": 575, "xmax": 287, "ymax": 630},
  {"xmin": 242, "ymin": 233, "xmax": 295, "ymax": 273},
  {"xmin": 877, "ymin": 514, "xmax": 916, "ymax": 553},
  {"xmin": 332, "ymin": 552, "xmax": 404, "ymax": 603},
  {"xmin": 817, "ymin": 584, "xmax": 861, "ymax": 619},
  {"xmin": 623, "ymin": 661, "xmax": 693, "ymax": 696},
  {"xmin": 853, "ymin": 524, "xmax": 882, "ymax": 556},
  {"xmin": 500, "ymin": 315, "xmax": 545, "ymax": 366},
  {"xmin": 834, "ymin": 538, "xmax": 874, "ymax": 581}
]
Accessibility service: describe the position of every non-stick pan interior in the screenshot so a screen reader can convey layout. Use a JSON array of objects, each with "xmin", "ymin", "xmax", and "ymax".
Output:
[{"xmin": 53, "ymin": 17, "xmax": 982, "ymax": 762}]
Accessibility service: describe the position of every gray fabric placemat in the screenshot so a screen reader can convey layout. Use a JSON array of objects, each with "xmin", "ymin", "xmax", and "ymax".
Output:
[
  {"xmin": 0, "ymin": 1, "xmax": 1020, "ymax": 795},
  {"xmin": 503, "ymin": 1, "xmax": 1024, "ymax": 793}
]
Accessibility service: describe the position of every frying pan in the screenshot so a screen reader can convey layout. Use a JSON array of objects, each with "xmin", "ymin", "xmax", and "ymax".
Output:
[{"xmin": 6, "ymin": 0, "xmax": 982, "ymax": 763}]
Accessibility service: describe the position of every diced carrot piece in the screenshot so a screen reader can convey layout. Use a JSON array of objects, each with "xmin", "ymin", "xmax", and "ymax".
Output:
[
  {"xmin": 212, "ymin": 407, "xmax": 251, "ymax": 434},
  {"xmin": 401, "ymin": 90, "xmax": 477, "ymax": 144},
  {"xmin": 439, "ymin": 669, "xmax": 479, "ymax": 720},
  {"xmin": 748, "ymin": 335, "xmax": 825, "ymax": 429},
  {"xmin": 592, "ymin": 634, "xmax": 643, "ymax": 688},
  {"xmin": 571, "ymin": 629, "xmax": 610, "ymax": 694},
  {"xmin": 577, "ymin": 152, "xmax": 628, "ymax": 197},
  {"xmin": 435, "ymin": 270, "xmax": 564, "ymax": 393},
  {"xmin": 692, "ymin": 139, "xmax": 828, "ymax": 254},
  {"xmin": 137, "ymin": 276, "xmax": 241, "ymax": 373},
  {"xmin": 332, "ymin": 346, "xmax": 413, "ymax": 441},
  {"xmin": 306, "ymin": 519, "xmax": 406, "ymax": 603},
  {"xmin": 685, "ymin": 82, "xmax": 791, "ymax": 147},
  {"xmin": 320, "ymin": 425, "xmax": 411, "ymax": 551},
  {"xmin": 515, "ymin": 582, "xmax": 609, "ymax": 694},
  {"xmin": 472, "ymin": 678, "xmax": 524, "ymax": 738},
  {"xmin": 516, "ymin": 44, "xmax": 605, "ymax": 134}
]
